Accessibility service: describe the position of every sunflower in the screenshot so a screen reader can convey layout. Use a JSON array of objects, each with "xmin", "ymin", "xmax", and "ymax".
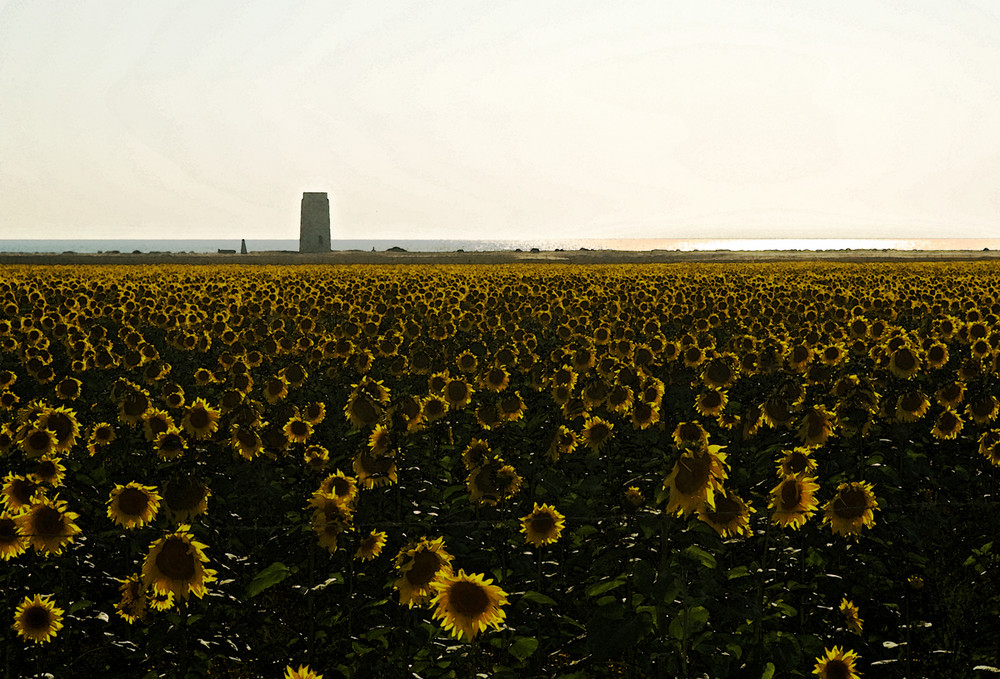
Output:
[
  {"xmin": 624, "ymin": 486, "xmax": 644, "ymax": 507},
  {"xmin": 284, "ymin": 665, "xmax": 324, "ymax": 679},
  {"xmin": 979, "ymin": 430, "xmax": 1000, "ymax": 467},
  {"xmin": 107, "ymin": 482, "xmax": 162, "ymax": 529},
  {"xmin": 895, "ymin": 390, "xmax": 930, "ymax": 422},
  {"xmin": 155, "ymin": 428, "xmax": 187, "ymax": 461},
  {"xmin": 162, "ymin": 474, "xmax": 210, "ymax": 523},
  {"xmin": 695, "ymin": 389, "xmax": 727, "ymax": 418},
  {"xmin": 54, "ymin": 376, "xmax": 82, "ymax": 401},
  {"xmin": 663, "ymin": 445, "xmax": 729, "ymax": 517},
  {"xmin": 630, "ymin": 401, "xmax": 660, "ymax": 430},
  {"xmin": 28, "ymin": 456, "xmax": 66, "ymax": 487},
  {"xmin": 318, "ymin": 469, "xmax": 359, "ymax": 505},
  {"xmin": 520, "ymin": 502, "xmax": 566, "ymax": 547},
  {"xmin": 776, "ymin": 447, "xmax": 818, "ymax": 478},
  {"xmin": 696, "ymin": 488, "xmax": 754, "ymax": 538},
  {"xmin": 142, "ymin": 408, "xmax": 174, "ymax": 443},
  {"xmin": 17, "ymin": 495, "xmax": 81, "ymax": 555},
  {"xmin": 672, "ymin": 421, "xmax": 709, "ymax": 451},
  {"xmin": 547, "ymin": 425, "xmax": 577, "ymax": 462},
  {"xmin": 36, "ymin": 406, "xmax": 80, "ymax": 453},
  {"xmin": 182, "ymin": 398, "xmax": 220, "ymax": 440},
  {"xmin": 229, "ymin": 424, "xmax": 263, "ymax": 460},
  {"xmin": 443, "ymin": 378, "xmax": 474, "ymax": 410},
  {"xmin": 344, "ymin": 393, "xmax": 383, "ymax": 430},
  {"xmin": 12, "ymin": 594, "xmax": 64, "ymax": 644},
  {"xmin": 769, "ymin": 475, "xmax": 820, "ymax": 530},
  {"xmin": 0, "ymin": 510, "xmax": 29, "ymax": 560},
  {"xmin": 19, "ymin": 427, "xmax": 57, "ymax": 458},
  {"xmin": 797, "ymin": 406, "xmax": 836, "ymax": 447},
  {"xmin": 431, "ymin": 569, "xmax": 509, "ymax": 641},
  {"xmin": 888, "ymin": 346, "xmax": 920, "ymax": 379},
  {"xmin": 303, "ymin": 444, "xmax": 330, "ymax": 471},
  {"xmin": 462, "ymin": 439, "xmax": 492, "ymax": 471},
  {"xmin": 303, "ymin": 401, "xmax": 327, "ymax": 425},
  {"xmin": 936, "ymin": 381, "xmax": 965, "ymax": 408},
  {"xmin": 968, "ymin": 395, "xmax": 999, "ymax": 426},
  {"xmin": 353, "ymin": 447, "xmax": 398, "ymax": 489},
  {"xmin": 142, "ymin": 524, "xmax": 217, "ymax": 600},
  {"xmin": 823, "ymin": 481, "xmax": 879, "ymax": 537},
  {"xmin": 115, "ymin": 574, "xmax": 148, "ymax": 624},
  {"xmin": 394, "ymin": 537, "xmax": 455, "ymax": 607},
  {"xmin": 147, "ymin": 586, "xmax": 175, "ymax": 611},
  {"xmin": 2, "ymin": 474, "xmax": 42, "ymax": 513},
  {"xmin": 581, "ymin": 416, "xmax": 613, "ymax": 452},
  {"xmin": 495, "ymin": 391, "xmax": 524, "ymax": 422},
  {"xmin": 925, "ymin": 342, "xmax": 949, "ymax": 369},
  {"xmin": 309, "ymin": 492, "xmax": 353, "ymax": 552},
  {"xmin": 283, "ymin": 416, "xmax": 313, "ymax": 444},
  {"xmin": 475, "ymin": 401, "xmax": 501, "ymax": 430},
  {"xmin": 354, "ymin": 529, "xmax": 388, "ymax": 561},
  {"xmin": 456, "ymin": 350, "xmax": 479, "ymax": 374},
  {"xmin": 931, "ymin": 409, "xmax": 963, "ymax": 440},
  {"xmin": 839, "ymin": 598, "xmax": 863, "ymax": 635},
  {"xmin": 467, "ymin": 459, "xmax": 521, "ymax": 505},
  {"xmin": 812, "ymin": 646, "xmax": 860, "ymax": 679}
]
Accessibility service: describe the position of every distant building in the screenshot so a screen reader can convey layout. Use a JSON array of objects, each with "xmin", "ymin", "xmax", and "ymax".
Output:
[{"xmin": 300, "ymin": 192, "xmax": 331, "ymax": 253}]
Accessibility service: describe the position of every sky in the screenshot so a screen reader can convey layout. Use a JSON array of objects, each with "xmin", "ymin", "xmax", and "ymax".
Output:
[{"xmin": 2, "ymin": 0, "xmax": 1000, "ymax": 242}]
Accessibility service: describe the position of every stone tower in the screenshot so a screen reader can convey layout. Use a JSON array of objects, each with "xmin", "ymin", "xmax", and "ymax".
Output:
[{"xmin": 299, "ymin": 192, "xmax": 331, "ymax": 253}]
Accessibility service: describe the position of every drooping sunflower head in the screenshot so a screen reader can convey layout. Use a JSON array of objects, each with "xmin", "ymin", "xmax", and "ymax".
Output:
[
  {"xmin": 520, "ymin": 502, "xmax": 566, "ymax": 547},
  {"xmin": 353, "ymin": 448, "xmax": 398, "ymax": 490},
  {"xmin": 769, "ymin": 475, "xmax": 820, "ymax": 530},
  {"xmin": 0, "ymin": 510, "xmax": 29, "ymax": 561},
  {"xmin": 162, "ymin": 474, "xmax": 210, "ymax": 524},
  {"xmin": 28, "ymin": 456, "xmax": 66, "ymax": 487},
  {"xmin": 797, "ymin": 406, "xmax": 836, "ymax": 447},
  {"xmin": 839, "ymin": 598, "xmax": 863, "ymax": 635},
  {"xmin": 672, "ymin": 421, "xmax": 709, "ymax": 451},
  {"xmin": 931, "ymin": 408, "xmax": 963, "ymax": 440},
  {"xmin": 696, "ymin": 488, "xmax": 755, "ymax": 538},
  {"xmin": 462, "ymin": 439, "xmax": 492, "ymax": 471},
  {"xmin": 36, "ymin": 406, "xmax": 80, "ymax": 453},
  {"xmin": 115, "ymin": 574, "xmax": 148, "ymax": 624},
  {"xmin": 894, "ymin": 390, "xmax": 930, "ymax": 422},
  {"xmin": 394, "ymin": 537, "xmax": 454, "ymax": 607},
  {"xmin": 182, "ymin": 398, "xmax": 220, "ymax": 440},
  {"xmin": 12, "ymin": 594, "xmax": 64, "ymax": 644},
  {"xmin": 581, "ymin": 416, "xmax": 614, "ymax": 452},
  {"xmin": 141, "ymin": 524, "xmax": 217, "ymax": 600},
  {"xmin": 354, "ymin": 529, "xmax": 388, "ymax": 562},
  {"xmin": 776, "ymin": 447, "xmax": 818, "ymax": 478},
  {"xmin": 431, "ymin": 569, "xmax": 509, "ymax": 641},
  {"xmin": 663, "ymin": 445, "xmax": 729, "ymax": 517},
  {"xmin": 979, "ymin": 430, "xmax": 1000, "ymax": 467}
]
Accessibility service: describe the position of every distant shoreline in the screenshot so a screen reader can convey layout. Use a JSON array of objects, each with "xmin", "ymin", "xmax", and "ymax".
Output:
[{"xmin": 1, "ymin": 248, "xmax": 999, "ymax": 265}]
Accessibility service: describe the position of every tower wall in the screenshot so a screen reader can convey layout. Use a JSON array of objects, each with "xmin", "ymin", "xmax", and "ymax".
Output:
[{"xmin": 299, "ymin": 192, "xmax": 331, "ymax": 253}]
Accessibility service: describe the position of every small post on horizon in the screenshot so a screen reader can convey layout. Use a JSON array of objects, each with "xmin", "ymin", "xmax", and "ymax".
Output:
[{"xmin": 240, "ymin": 238, "xmax": 248, "ymax": 254}]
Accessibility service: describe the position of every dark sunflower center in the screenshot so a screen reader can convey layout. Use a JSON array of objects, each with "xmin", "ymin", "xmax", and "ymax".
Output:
[
  {"xmin": 894, "ymin": 348, "xmax": 916, "ymax": 370},
  {"xmin": 674, "ymin": 454, "xmax": 712, "ymax": 495},
  {"xmin": 786, "ymin": 452, "xmax": 808, "ymax": 474},
  {"xmin": 633, "ymin": 402, "xmax": 653, "ymax": 421},
  {"xmin": 164, "ymin": 477, "xmax": 205, "ymax": 512},
  {"xmin": 285, "ymin": 365, "xmax": 305, "ymax": 383},
  {"xmin": 807, "ymin": 413, "xmax": 826, "ymax": 438},
  {"xmin": 447, "ymin": 381, "xmax": 468, "ymax": 402},
  {"xmin": 24, "ymin": 606, "xmax": 51, "ymax": 630},
  {"xmin": 405, "ymin": 550, "xmax": 441, "ymax": 587},
  {"xmin": 972, "ymin": 399, "xmax": 995, "ymax": 417},
  {"xmin": 501, "ymin": 395, "xmax": 522, "ymax": 414},
  {"xmin": 290, "ymin": 420, "xmax": 309, "ymax": 436},
  {"xmin": 765, "ymin": 399, "xmax": 791, "ymax": 424},
  {"xmin": 684, "ymin": 347, "xmax": 702, "ymax": 363},
  {"xmin": 147, "ymin": 417, "xmax": 169, "ymax": 436},
  {"xmin": 587, "ymin": 423, "xmax": 610, "ymax": 444},
  {"xmin": 478, "ymin": 404, "xmax": 499, "ymax": 425},
  {"xmin": 160, "ymin": 434, "xmax": 184, "ymax": 453},
  {"xmin": 34, "ymin": 460, "xmax": 57, "ymax": 480},
  {"xmin": 939, "ymin": 411, "xmax": 960, "ymax": 432},
  {"xmin": 900, "ymin": 393, "xmax": 923, "ymax": 412},
  {"xmin": 833, "ymin": 488, "xmax": 868, "ymax": 520},
  {"xmin": 329, "ymin": 477, "xmax": 351, "ymax": 496},
  {"xmin": 530, "ymin": 512, "xmax": 556, "ymax": 535},
  {"xmin": 677, "ymin": 423, "xmax": 704, "ymax": 442},
  {"xmin": 608, "ymin": 386, "xmax": 629, "ymax": 405},
  {"xmin": 706, "ymin": 495, "xmax": 740, "ymax": 523},
  {"xmin": 12, "ymin": 478, "xmax": 39, "ymax": 504},
  {"xmin": 424, "ymin": 399, "xmax": 446, "ymax": 417},
  {"xmin": 928, "ymin": 345, "xmax": 946, "ymax": 362},
  {"xmin": 123, "ymin": 392, "xmax": 148, "ymax": 416},
  {"xmin": 306, "ymin": 403, "xmax": 323, "ymax": 420},
  {"xmin": 359, "ymin": 451, "xmax": 394, "ymax": 474},
  {"xmin": 352, "ymin": 398, "xmax": 378, "ymax": 424},
  {"xmin": 27, "ymin": 430, "xmax": 53, "ymax": 451},
  {"xmin": 267, "ymin": 379, "xmax": 285, "ymax": 395},
  {"xmin": 0, "ymin": 518, "xmax": 18, "ymax": 540},
  {"xmin": 780, "ymin": 479, "xmax": 802, "ymax": 510},
  {"xmin": 117, "ymin": 488, "xmax": 150, "ymax": 516},
  {"xmin": 45, "ymin": 413, "xmax": 73, "ymax": 441},
  {"xmin": 701, "ymin": 391, "xmax": 722, "ymax": 409},
  {"xmin": 32, "ymin": 506, "xmax": 65, "ymax": 537},
  {"xmin": 825, "ymin": 659, "xmax": 850, "ymax": 679},
  {"xmin": 791, "ymin": 346, "xmax": 810, "ymax": 363},
  {"xmin": 156, "ymin": 538, "xmax": 196, "ymax": 580},
  {"xmin": 189, "ymin": 408, "xmax": 209, "ymax": 429},
  {"xmin": 449, "ymin": 580, "xmax": 490, "ymax": 617}
]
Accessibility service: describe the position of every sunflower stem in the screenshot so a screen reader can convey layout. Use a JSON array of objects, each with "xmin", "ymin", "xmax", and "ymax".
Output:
[
  {"xmin": 536, "ymin": 547, "xmax": 543, "ymax": 594},
  {"xmin": 307, "ymin": 540, "xmax": 316, "ymax": 665}
]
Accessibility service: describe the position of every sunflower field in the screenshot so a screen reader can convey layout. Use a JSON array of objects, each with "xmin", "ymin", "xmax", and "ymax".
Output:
[{"xmin": 2, "ymin": 262, "xmax": 1000, "ymax": 679}]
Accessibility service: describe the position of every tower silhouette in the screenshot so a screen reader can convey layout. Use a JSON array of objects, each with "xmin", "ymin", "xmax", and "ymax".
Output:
[{"xmin": 299, "ymin": 193, "xmax": 331, "ymax": 253}]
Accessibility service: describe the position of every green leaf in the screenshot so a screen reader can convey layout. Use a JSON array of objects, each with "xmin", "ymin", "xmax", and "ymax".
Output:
[
  {"xmin": 727, "ymin": 566, "xmax": 750, "ymax": 580},
  {"xmin": 246, "ymin": 561, "xmax": 292, "ymax": 598},
  {"xmin": 509, "ymin": 636, "xmax": 539, "ymax": 661},
  {"xmin": 669, "ymin": 605, "xmax": 709, "ymax": 640},
  {"xmin": 586, "ymin": 575, "xmax": 627, "ymax": 597},
  {"xmin": 521, "ymin": 590, "xmax": 557, "ymax": 606},
  {"xmin": 761, "ymin": 662, "xmax": 776, "ymax": 679},
  {"xmin": 682, "ymin": 545, "xmax": 716, "ymax": 569}
]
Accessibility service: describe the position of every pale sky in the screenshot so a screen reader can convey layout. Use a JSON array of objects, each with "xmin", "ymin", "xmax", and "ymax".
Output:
[{"xmin": 2, "ymin": 0, "xmax": 1000, "ymax": 241}]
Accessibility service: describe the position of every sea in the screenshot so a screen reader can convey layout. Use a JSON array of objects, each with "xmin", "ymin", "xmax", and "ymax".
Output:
[{"xmin": 1, "ymin": 238, "xmax": 999, "ymax": 254}]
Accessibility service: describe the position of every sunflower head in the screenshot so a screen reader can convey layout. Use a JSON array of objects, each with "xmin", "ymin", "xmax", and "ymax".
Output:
[
  {"xmin": 520, "ymin": 502, "xmax": 566, "ymax": 547},
  {"xmin": 13, "ymin": 594, "xmax": 64, "ymax": 644},
  {"xmin": 812, "ymin": 646, "xmax": 861, "ymax": 679},
  {"xmin": 431, "ymin": 569, "xmax": 509, "ymax": 641}
]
